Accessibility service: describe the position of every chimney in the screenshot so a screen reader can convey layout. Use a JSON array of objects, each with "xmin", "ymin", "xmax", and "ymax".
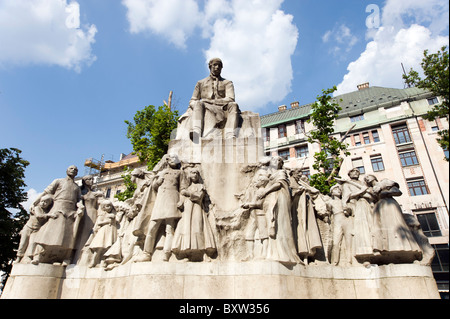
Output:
[
  {"xmin": 290, "ymin": 101, "xmax": 299, "ymax": 109},
  {"xmin": 278, "ymin": 105, "xmax": 287, "ymax": 111},
  {"xmin": 357, "ymin": 82, "xmax": 370, "ymax": 91}
]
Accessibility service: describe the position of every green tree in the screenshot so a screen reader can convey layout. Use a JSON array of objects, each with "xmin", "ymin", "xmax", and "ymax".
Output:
[
  {"xmin": 114, "ymin": 166, "xmax": 137, "ymax": 202},
  {"xmin": 125, "ymin": 104, "xmax": 179, "ymax": 170},
  {"xmin": 306, "ymin": 87, "xmax": 350, "ymax": 194},
  {"xmin": 403, "ymin": 46, "xmax": 449, "ymax": 160},
  {"xmin": 0, "ymin": 148, "xmax": 30, "ymax": 285}
]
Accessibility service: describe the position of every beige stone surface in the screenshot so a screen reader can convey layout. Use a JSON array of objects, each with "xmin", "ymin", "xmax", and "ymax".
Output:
[{"xmin": 1, "ymin": 261, "xmax": 440, "ymax": 299}]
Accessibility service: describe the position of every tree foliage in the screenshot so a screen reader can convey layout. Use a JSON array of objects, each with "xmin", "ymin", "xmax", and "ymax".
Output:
[
  {"xmin": 0, "ymin": 148, "xmax": 30, "ymax": 285},
  {"xmin": 114, "ymin": 166, "xmax": 137, "ymax": 202},
  {"xmin": 403, "ymin": 46, "xmax": 449, "ymax": 160},
  {"xmin": 125, "ymin": 104, "xmax": 179, "ymax": 170},
  {"xmin": 307, "ymin": 87, "xmax": 350, "ymax": 194}
]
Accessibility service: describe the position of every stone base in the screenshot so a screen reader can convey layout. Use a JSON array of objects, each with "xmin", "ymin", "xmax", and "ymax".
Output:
[{"xmin": 1, "ymin": 261, "xmax": 440, "ymax": 299}]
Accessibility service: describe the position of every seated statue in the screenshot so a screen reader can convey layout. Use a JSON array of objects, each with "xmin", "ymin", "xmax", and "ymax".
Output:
[{"xmin": 177, "ymin": 58, "xmax": 240, "ymax": 141}]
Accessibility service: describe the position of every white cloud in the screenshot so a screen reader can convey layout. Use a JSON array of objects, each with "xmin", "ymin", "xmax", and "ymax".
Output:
[
  {"xmin": 381, "ymin": 0, "xmax": 449, "ymax": 35},
  {"xmin": 322, "ymin": 24, "xmax": 358, "ymax": 56},
  {"xmin": 22, "ymin": 188, "xmax": 40, "ymax": 212},
  {"xmin": 336, "ymin": 0, "xmax": 449, "ymax": 95},
  {"xmin": 0, "ymin": 0, "xmax": 97, "ymax": 72},
  {"xmin": 204, "ymin": 1, "xmax": 298, "ymax": 110},
  {"xmin": 122, "ymin": 0, "xmax": 299, "ymax": 111},
  {"xmin": 122, "ymin": 0, "xmax": 201, "ymax": 49}
]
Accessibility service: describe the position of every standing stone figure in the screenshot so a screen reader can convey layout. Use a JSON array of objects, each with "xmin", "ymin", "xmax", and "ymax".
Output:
[
  {"xmin": 177, "ymin": 58, "xmax": 240, "ymax": 140},
  {"xmin": 403, "ymin": 213, "xmax": 435, "ymax": 266},
  {"xmin": 172, "ymin": 167, "xmax": 216, "ymax": 261},
  {"xmin": 372, "ymin": 179, "xmax": 422, "ymax": 263},
  {"xmin": 326, "ymin": 184, "xmax": 353, "ymax": 266},
  {"xmin": 15, "ymin": 195, "xmax": 53, "ymax": 263},
  {"xmin": 339, "ymin": 168, "xmax": 379, "ymax": 264},
  {"xmin": 31, "ymin": 165, "xmax": 84, "ymax": 266},
  {"xmin": 260, "ymin": 157, "xmax": 301, "ymax": 264},
  {"xmin": 135, "ymin": 154, "xmax": 184, "ymax": 262},
  {"xmin": 290, "ymin": 172, "xmax": 323, "ymax": 264},
  {"xmin": 132, "ymin": 170, "xmax": 158, "ymax": 246},
  {"xmin": 241, "ymin": 170, "xmax": 271, "ymax": 260},
  {"xmin": 73, "ymin": 175, "xmax": 103, "ymax": 264},
  {"xmin": 104, "ymin": 200, "xmax": 141, "ymax": 269},
  {"xmin": 129, "ymin": 168, "xmax": 155, "ymax": 212},
  {"xmin": 88, "ymin": 200, "xmax": 118, "ymax": 268},
  {"xmin": 363, "ymin": 174, "xmax": 384, "ymax": 256}
]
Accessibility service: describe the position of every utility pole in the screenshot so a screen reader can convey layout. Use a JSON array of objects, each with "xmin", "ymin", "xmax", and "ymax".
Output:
[
  {"xmin": 401, "ymin": 63, "xmax": 411, "ymax": 88},
  {"xmin": 164, "ymin": 91, "xmax": 173, "ymax": 111}
]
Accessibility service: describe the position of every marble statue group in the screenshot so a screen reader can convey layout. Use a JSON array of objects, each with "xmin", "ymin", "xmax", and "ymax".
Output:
[{"xmin": 14, "ymin": 58, "xmax": 434, "ymax": 270}]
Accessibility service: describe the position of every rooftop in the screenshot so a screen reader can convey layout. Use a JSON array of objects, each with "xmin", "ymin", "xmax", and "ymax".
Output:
[{"xmin": 260, "ymin": 86, "xmax": 430, "ymax": 127}]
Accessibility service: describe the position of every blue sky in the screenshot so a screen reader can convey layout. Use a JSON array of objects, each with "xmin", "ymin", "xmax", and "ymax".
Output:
[{"xmin": 0, "ymin": 0, "xmax": 448, "ymax": 209}]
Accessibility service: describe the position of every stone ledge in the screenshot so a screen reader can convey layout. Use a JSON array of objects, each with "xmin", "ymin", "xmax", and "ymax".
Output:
[
  {"xmin": 10, "ymin": 263, "xmax": 65, "ymax": 277},
  {"xmin": 63, "ymin": 261, "xmax": 435, "ymax": 280},
  {"xmin": 1, "ymin": 261, "xmax": 440, "ymax": 299}
]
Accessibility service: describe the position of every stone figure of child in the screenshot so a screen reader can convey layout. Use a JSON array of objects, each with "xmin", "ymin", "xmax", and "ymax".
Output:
[
  {"xmin": 326, "ymin": 185, "xmax": 353, "ymax": 266},
  {"xmin": 15, "ymin": 195, "xmax": 53, "ymax": 263},
  {"xmin": 88, "ymin": 200, "xmax": 118, "ymax": 268},
  {"xmin": 242, "ymin": 172, "xmax": 271, "ymax": 260}
]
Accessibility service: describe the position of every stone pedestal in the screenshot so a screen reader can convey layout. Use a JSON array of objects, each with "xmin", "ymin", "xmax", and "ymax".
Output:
[
  {"xmin": 169, "ymin": 136, "xmax": 264, "ymax": 212},
  {"xmin": 1, "ymin": 262, "xmax": 440, "ymax": 299}
]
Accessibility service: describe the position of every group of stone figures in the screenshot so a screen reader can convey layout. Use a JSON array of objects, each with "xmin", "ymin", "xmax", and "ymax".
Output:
[
  {"xmin": 14, "ymin": 57, "xmax": 434, "ymax": 269},
  {"xmin": 14, "ymin": 155, "xmax": 434, "ymax": 270},
  {"xmin": 14, "ymin": 158, "xmax": 214, "ymax": 269},
  {"xmin": 221, "ymin": 156, "xmax": 435, "ymax": 267}
]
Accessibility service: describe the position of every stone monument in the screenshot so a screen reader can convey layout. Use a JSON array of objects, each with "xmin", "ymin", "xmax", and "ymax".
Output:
[{"xmin": 1, "ymin": 59, "xmax": 440, "ymax": 300}]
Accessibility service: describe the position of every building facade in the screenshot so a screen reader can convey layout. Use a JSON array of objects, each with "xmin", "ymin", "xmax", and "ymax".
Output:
[{"xmin": 81, "ymin": 153, "xmax": 142, "ymax": 200}]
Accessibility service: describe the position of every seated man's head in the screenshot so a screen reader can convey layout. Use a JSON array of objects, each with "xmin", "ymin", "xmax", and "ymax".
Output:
[{"xmin": 209, "ymin": 58, "xmax": 223, "ymax": 77}]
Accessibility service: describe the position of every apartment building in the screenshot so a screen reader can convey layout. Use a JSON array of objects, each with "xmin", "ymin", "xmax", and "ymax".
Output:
[
  {"xmin": 261, "ymin": 84, "xmax": 449, "ymax": 297},
  {"xmin": 82, "ymin": 153, "xmax": 142, "ymax": 199}
]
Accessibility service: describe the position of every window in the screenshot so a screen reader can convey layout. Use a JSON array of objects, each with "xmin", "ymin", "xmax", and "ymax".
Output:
[
  {"xmin": 392, "ymin": 124, "xmax": 412, "ymax": 145},
  {"xmin": 444, "ymin": 148, "xmax": 449, "ymax": 160},
  {"xmin": 278, "ymin": 149, "xmax": 290, "ymax": 161},
  {"xmin": 116, "ymin": 190, "xmax": 122, "ymax": 195},
  {"xmin": 278, "ymin": 124, "xmax": 287, "ymax": 138},
  {"xmin": 295, "ymin": 145, "xmax": 309, "ymax": 158},
  {"xmin": 431, "ymin": 126, "xmax": 439, "ymax": 132},
  {"xmin": 263, "ymin": 128, "xmax": 270, "ymax": 142},
  {"xmin": 105, "ymin": 188, "xmax": 111, "ymax": 198},
  {"xmin": 431, "ymin": 244, "xmax": 449, "ymax": 273},
  {"xmin": 371, "ymin": 156, "xmax": 385, "ymax": 172},
  {"xmin": 407, "ymin": 179, "xmax": 429, "ymax": 196},
  {"xmin": 325, "ymin": 159, "xmax": 335, "ymax": 174},
  {"xmin": 354, "ymin": 134, "xmax": 361, "ymax": 146},
  {"xmin": 427, "ymin": 97, "xmax": 439, "ymax": 105},
  {"xmin": 350, "ymin": 114, "xmax": 365, "ymax": 122},
  {"xmin": 416, "ymin": 213, "xmax": 442, "ymax": 237},
  {"xmin": 399, "ymin": 150, "xmax": 419, "ymax": 167},
  {"xmin": 372, "ymin": 130, "xmax": 380, "ymax": 143},
  {"xmin": 295, "ymin": 120, "xmax": 305, "ymax": 134},
  {"xmin": 352, "ymin": 158, "xmax": 365, "ymax": 174},
  {"xmin": 301, "ymin": 169, "xmax": 310, "ymax": 179},
  {"xmin": 363, "ymin": 133, "xmax": 370, "ymax": 144}
]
